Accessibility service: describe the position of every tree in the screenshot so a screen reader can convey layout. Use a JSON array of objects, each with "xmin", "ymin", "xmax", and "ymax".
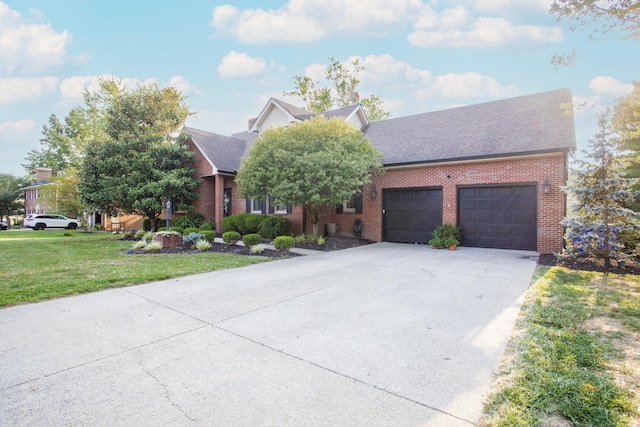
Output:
[
  {"xmin": 562, "ymin": 114, "xmax": 638, "ymax": 270},
  {"xmin": 613, "ymin": 82, "xmax": 640, "ymax": 210},
  {"xmin": 235, "ymin": 116, "xmax": 383, "ymax": 237},
  {"xmin": 550, "ymin": 0, "xmax": 639, "ymax": 67},
  {"xmin": 40, "ymin": 168, "xmax": 84, "ymax": 219},
  {"xmin": 0, "ymin": 173, "xmax": 28, "ymax": 225},
  {"xmin": 79, "ymin": 80, "xmax": 198, "ymax": 231},
  {"xmin": 22, "ymin": 92, "xmax": 108, "ymax": 178},
  {"xmin": 284, "ymin": 57, "xmax": 392, "ymax": 122}
]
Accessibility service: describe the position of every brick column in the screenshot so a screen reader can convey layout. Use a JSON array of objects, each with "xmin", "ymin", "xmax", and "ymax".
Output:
[{"xmin": 214, "ymin": 175, "xmax": 225, "ymax": 233}]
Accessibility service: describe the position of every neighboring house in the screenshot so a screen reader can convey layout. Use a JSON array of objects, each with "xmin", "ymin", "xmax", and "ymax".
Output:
[
  {"xmin": 185, "ymin": 90, "xmax": 576, "ymax": 253},
  {"xmin": 22, "ymin": 168, "xmax": 52, "ymax": 216}
]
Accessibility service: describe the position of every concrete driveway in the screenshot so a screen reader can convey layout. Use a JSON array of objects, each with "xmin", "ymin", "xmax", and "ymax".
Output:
[{"xmin": 0, "ymin": 243, "xmax": 538, "ymax": 426}]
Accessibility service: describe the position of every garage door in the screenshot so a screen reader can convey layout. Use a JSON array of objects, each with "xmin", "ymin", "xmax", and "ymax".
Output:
[
  {"xmin": 383, "ymin": 188, "xmax": 443, "ymax": 243},
  {"xmin": 458, "ymin": 185, "xmax": 537, "ymax": 251}
]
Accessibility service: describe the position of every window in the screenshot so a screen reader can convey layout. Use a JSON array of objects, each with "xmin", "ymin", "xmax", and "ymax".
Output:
[
  {"xmin": 247, "ymin": 198, "xmax": 266, "ymax": 214},
  {"xmin": 336, "ymin": 191, "xmax": 362, "ymax": 214},
  {"xmin": 274, "ymin": 204, "xmax": 288, "ymax": 214}
]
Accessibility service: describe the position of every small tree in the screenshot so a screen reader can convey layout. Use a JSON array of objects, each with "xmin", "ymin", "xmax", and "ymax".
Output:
[
  {"xmin": 562, "ymin": 114, "xmax": 638, "ymax": 270},
  {"xmin": 284, "ymin": 57, "xmax": 392, "ymax": 121},
  {"xmin": 236, "ymin": 116, "xmax": 383, "ymax": 238}
]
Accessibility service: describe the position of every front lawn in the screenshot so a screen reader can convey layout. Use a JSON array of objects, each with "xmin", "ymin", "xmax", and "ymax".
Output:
[
  {"xmin": 0, "ymin": 230, "xmax": 270, "ymax": 307},
  {"xmin": 482, "ymin": 266, "xmax": 640, "ymax": 426}
]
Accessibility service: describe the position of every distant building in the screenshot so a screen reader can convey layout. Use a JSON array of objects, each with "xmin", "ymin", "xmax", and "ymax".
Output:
[{"xmin": 21, "ymin": 168, "xmax": 52, "ymax": 215}]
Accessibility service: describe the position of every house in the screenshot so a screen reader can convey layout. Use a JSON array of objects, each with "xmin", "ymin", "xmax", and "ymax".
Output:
[
  {"xmin": 22, "ymin": 168, "xmax": 53, "ymax": 216},
  {"xmin": 184, "ymin": 89, "xmax": 576, "ymax": 253}
]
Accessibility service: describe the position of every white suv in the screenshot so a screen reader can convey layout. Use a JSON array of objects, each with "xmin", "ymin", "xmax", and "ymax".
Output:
[{"xmin": 23, "ymin": 214, "xmax": 81, "ymax": 230}]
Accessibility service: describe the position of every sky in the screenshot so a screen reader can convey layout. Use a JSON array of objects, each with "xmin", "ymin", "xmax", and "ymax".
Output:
[{"xmin": 0, "ymin": 0, "xmax": 638, "ymax": 178}]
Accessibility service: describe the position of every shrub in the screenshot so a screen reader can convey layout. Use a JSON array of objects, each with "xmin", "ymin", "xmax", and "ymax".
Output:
[
  {"xmin": 250, "ymin": 243, "xmax": 266, "ymax": 254},
  {"xmin": 245, "ymin": 215, "xmax": 267, "ymax": 234},
  {"xmin": 294, "ymin": 234, "xmax": 307, "ymax": 244},
  {"xmin": 222, "ymin": 231, "xmax": 241, "ymax": 244},
  {"xmin": 143, "ymin": 231, "xmax": 155, "ymax": 242},
  {"xmin": 157, "ymin": 227, "xmax": 166, "ymax": 232},
  {"xmin": 242, "ymin": 233, "xmax": 262, "ymax": 248},
  {"xmin": 174, "ymin": 212, "xmax": 205, "ymax": 229},
  {"xmin": 63, "ymin": 231, "xmax": 73, "ymax": 237},
  {"xmin": 200, "ymin": 230, "xmax": 216, "ymax": 243},
  {"xmin": 317, "ymin": 236, "xmax": 325, "ymax": 245},
  {"xmin": 183, "ymin": 227, "xmax": 199, "ymax": 236},
  {"xmin": 195, "ymin": 239, "xmax": 211, "ymax": 251},
  {"xmin": 134, "ymin": 230, "xmax": 146, "ymax": 240},
  {"xmin": 273, "ymin": 235, "xmax": 295, "ymax": 252},
  {"xmin": 183, "ymin": 232, "xmax": 204, "ymax": 247},
  {"xmin": 123, "ymin": 231, "xmax": 134, "ymax": 238},
  {"xmin": 199, "ymin": 220, "xmax": 216, "ymax": 231},
  {"xmin": 221, "ymin": 216, "xmax": 238, "ymax": 233},
  {"xmin": 170, "ymin": 226, "xmax": 184, "ymax": 234},
  {"xmin": 145, "ymin": 241, "xmax": 163, "ymax": 252},
  {"xmin": 222, "ymin": 213, "xmax": 252, "ymax": 234},
  {"xmin": 132, "ymin": 240, "xmax": 147, "ymax": 249},
  {"xmin": 260, "ymin": 216, "xmax": 292, "ymax": 239}
]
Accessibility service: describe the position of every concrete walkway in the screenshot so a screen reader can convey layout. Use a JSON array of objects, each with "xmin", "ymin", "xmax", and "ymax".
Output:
[{"xmin": 0, "ymin": 243, "xmax": 538, "ymax": 426}]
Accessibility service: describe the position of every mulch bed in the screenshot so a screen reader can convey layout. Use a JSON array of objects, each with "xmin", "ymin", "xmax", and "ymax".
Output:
[
  {"xmin": 538, "ymin": 253, "xmax": 640, "ymax": 275},
  {"xmin": 125, "ymin": 236, "xmax": 375, "ymax": 257}
]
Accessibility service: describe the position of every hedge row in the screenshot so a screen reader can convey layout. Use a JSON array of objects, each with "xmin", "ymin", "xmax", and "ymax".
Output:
[{"xmin": 222, "ymin": 214, "xmax": 291, "ymax": 239}]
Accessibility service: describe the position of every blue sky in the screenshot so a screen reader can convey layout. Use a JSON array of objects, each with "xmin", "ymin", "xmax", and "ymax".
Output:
[{"xmin": 0, "ymin": 0, "xmax": 637, "ymax": 177}]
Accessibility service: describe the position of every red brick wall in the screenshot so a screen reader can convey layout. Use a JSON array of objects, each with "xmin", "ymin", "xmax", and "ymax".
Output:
[{"xmin": 314, "ymin": 154, "xmax": 568, "ymax": 254}]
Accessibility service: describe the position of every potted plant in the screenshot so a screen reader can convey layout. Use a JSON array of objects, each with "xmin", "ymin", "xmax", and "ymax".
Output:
[
  {"xmin": 430, "ymin": 223, "xmax": 461, "ymax": 249},
  {"xmin": 428, "ymin": 237, "xmax": 443, "ymax": 249}
]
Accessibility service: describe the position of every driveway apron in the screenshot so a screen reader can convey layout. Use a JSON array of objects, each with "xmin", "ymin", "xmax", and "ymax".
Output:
[{"xmin": 0, "ymin": 243, "xmax": 538, "ymax": 426}]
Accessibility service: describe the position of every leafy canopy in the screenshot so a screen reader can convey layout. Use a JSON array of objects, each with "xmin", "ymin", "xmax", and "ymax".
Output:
[
  {"xmin": 79, "ymin": 79, "xmax": 198, "ymax": 231},
  {"xmin": 284, "ymin": 57, "xmax": 392, "ymax": 122},
  {"xmin": 235, "ymin": 116, "xmax": 383, "ymax": 236}
]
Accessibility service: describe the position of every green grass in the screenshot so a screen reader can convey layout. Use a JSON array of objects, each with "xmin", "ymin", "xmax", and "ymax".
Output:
[
  {"xmin": 483, "ymin": 267, "xmax": 638, "ymax": 426},
  {"xmin": 0, "ymin": 230, "xmax": 270, "ymax": 307}
]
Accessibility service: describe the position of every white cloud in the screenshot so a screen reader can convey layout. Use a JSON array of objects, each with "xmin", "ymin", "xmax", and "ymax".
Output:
[
  {"xmin": 211, "ymin": 1, "xmax": 561, "ymax": 48},
  {"xmin": 588, "ymin": 76, "xmax": 634, "ymax": 97},
  {"xmin": 0, "ymin": 119, "xmax": 37, "ymax": 133},
  {"xmin": 168, "ymin": 76, "xmax": 201, "ymax": 95},
  {"xmin": 59, "ymin": 74, "xmax": 157, "ymax": 102},
  {"xmin": 0, "ymin": 76, "xmax": 58, "ymax": 103},
  {"xmin": 0, "ymin": 2, "xmax": 80, "ymax": 74},
  {"xmin": 416, "ymin": 72, "xmax": 518, "ymax": 101},
  {"xmin": 211, "ymin": 0, "xmax": 427, "ymax": 43},
  {"xmin": 409, "ymin": 14, "xmax": 562, "ymax": 48},
  {"xmin": 218, "ymin": 51, "xmax": 267, "ymax": 78}
]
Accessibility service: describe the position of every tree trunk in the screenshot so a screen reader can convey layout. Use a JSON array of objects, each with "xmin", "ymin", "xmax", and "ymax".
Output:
[{"xmin": 149, "ymin": 216, "xmax": 158, "ymax": 232}]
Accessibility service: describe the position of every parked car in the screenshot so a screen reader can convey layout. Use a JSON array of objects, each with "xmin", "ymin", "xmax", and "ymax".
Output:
[
  {"xmin": 0, "ymin": 221, "xmax": 8, "ymax": 230},
  {"xmin": 23, "ymin": 214, "xmax": 81, "ymax": 230}
]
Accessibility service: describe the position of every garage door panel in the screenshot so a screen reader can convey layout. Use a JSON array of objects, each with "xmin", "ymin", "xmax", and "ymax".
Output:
[
  {"xmin": 459, "ymin": 185, "xmax": 537, "ymax": 251},
  {"xmin": 384, "ymin": 189, "xmax": 443, "ymax": 243}
]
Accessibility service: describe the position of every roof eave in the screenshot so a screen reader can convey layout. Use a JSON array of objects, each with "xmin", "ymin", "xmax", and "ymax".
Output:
[{"xmin": 383, "ymin": 148, "xmax": 573, "ymax": 169}]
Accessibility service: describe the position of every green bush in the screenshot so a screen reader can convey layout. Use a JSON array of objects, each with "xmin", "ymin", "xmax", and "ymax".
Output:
[
  {"xmin": 134, "ymin": 230, "xmax": 146, "ymax": 240},
  {"xmin": 200, "ymin": 230, "xmax": 216, "ymax": 243},
  {"xmin": 242, "ymin": 233, "xmax": 262, "ymax": 247},
  {"xmin": 157, "ymin": 227, "xmax": 166, "ymax": 232},
  {"xmin": 183, "ymin": 227, "xmax": 199, "ymax": 235},
  {"xmin": 222, "ymin": 231, "xmax": 241, "ymax": 244},
  {"xmin": 234, "ymin": 213, "xmax": 253, "ymax": 235},
  {"xmin": 199, "ymin": 220, "xmax": 216, "ymax": 231},
  {"xmin": 273, "ymin": 235, "xmax": 295, "ymax": 252},
  {"xmin": 143, "ymin": 218, "xmax": 151, "ymax": 231},
  {"xmin": 245, "ymin": 215, "xmax": 268, "ymax": 234},
  {"xmin": 260, "ymin": 216, "xmax": 292, "ymax": 239},
  {"xmin": 221, "ymin": 216, "xmax": 238, "ymax": 233},
  {"xmin": 170, "ymin": 226, "xmax": 184, "ymax": 234},
  {"xmin": 174, "ymin": 212, "xmax": 205, "ymax": 229}
]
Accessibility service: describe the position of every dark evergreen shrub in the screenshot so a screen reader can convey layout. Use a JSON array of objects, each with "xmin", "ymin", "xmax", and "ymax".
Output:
[
  {"xmin": 260, "ymin": 216, "xmax": 292, "ymax": 239},
  {"xmin": 242, "ymin": 233, "xmax": 262, "ymax": 247}
]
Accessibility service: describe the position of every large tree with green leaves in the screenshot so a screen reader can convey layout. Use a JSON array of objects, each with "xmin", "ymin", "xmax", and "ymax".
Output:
[
  {"xmin": 284, "ymin": 57, "xmax": 392, "ymax": 122},
  {"xmin": 0, "ymin": 173, "xmax": 28, "ymax": 225},
  {"xmin": 235, "ymin": 116, "xmax": 383, "ymax": 237},
  {"xmin": 79, "ymin": 80, "xmax": 198, "ymax": 231},
  {"xmin": 562, "ymin": 114, "xmax": 638, "ymax": 270},
  {"xmin": 613, "ymin": 81, "xmax": 640, "ymax": 210}
]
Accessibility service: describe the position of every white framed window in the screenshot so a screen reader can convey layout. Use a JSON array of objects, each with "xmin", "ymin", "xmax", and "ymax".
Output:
[{"xmin": 251, "ymin": 198, "xmax": 264, "ymax": 214}]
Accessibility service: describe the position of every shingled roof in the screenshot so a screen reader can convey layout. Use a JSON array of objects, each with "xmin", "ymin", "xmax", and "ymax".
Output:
[
  {"xmin": 186, "ymin": 89, "xmax": 576, "ymax": 174},
  {"xmin": 363, "ymin": 88, "xmax": 576, "ymax": 166}
]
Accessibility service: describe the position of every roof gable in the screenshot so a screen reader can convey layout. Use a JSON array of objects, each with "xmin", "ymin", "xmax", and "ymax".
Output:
[{"xmin": 249, "ymin": 98, "xmax": 310, "ymax": 132}]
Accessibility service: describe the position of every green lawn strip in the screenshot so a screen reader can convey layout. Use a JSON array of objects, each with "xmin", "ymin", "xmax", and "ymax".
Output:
[
  {"xmin": 0, "ymin": 233, "xmax": 269, "ymax": 307},
  {"xmin": 483, "ymin": 267, "xmax": 637, "ymax": 426}
]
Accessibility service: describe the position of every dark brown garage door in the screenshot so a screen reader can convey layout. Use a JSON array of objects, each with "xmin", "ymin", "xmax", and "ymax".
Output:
[
  {"xmin": 383, "ymin": 188, "xmax": 443, "ymax": 243},
  {"xmin": 458, "ymin": 185, "xmax": 537, "ymax": 251}
]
